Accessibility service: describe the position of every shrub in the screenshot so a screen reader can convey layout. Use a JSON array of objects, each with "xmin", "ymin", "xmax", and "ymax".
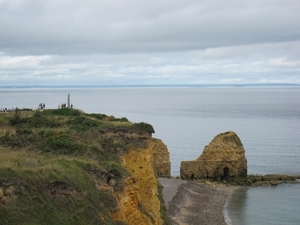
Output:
[
  {"xmin": 132, "ymin": 122, "xmax": 155, "ymax": 133},
  {"xmin": 87, "ymin": 113, "xmax": 129, "ymax": 122},
  {"xmin": 8, "ymin": 109, "xmax": 24, "ymax": 126},
  {"xmin": 25, "ymin": 115, "xmax": 60, "ymax": 128},
  {"xmin": 70, "ymin": 116, "xmax": 85, "ymax": 124},
  {"xmin": 114, "ymin": 117, "xmax": 129, "ymax": 122},
  {"xmin": 80, "ymin": 118, "xmax": 99, "ymax": 127},
  {"xmin": 20, "ymin": 108, "xmax": 33, "ymax": 111},
  {"xmin": 98, "ymin": 190, "xmax": 118, "ymax": 212},
  {"xmin": 87, "ymin": 113, "xmax": 108, "ymax": 120},
  {"xmin": 0, "ymin": 130, "xmax": 37, "ymax": 148},
  {"xmin": 42, "ymin": 108, "xmax": 81, "ymax": 116},
  {"xmin": 69, "ymin": 117, "xmax": 101, "ymax": 132},
  {"xmin": 16, "ymin": 129, "xmax": 33, "ymax": 135},
  {"xmin": 38, "ymin": 131, "xmax": 81, "ymax": 154}
]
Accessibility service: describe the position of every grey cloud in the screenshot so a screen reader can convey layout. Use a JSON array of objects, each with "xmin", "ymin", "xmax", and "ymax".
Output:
[
  {"xmin": 1, "ymin": 0, "xmax": 299, "ymax": 55},
  {"xmin": 0, "ymin": 0, "xmax": 300, "ymax": 85}
]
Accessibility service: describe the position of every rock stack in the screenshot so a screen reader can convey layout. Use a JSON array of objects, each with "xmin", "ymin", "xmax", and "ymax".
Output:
[
  {"xmin": 151, "ymin": 138, "xmax": 171, "ymax": 178},
  {"xmin": 180, "ymin": 131, "xmax": 247, "ymax": 180}
]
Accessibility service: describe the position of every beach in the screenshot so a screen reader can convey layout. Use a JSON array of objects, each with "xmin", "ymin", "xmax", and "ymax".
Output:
[{"xmin": 159, "ymin": 178, "xmax": 235, "ymax": 225}]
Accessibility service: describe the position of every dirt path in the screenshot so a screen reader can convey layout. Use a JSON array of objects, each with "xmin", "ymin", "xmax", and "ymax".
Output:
[{"xmin": 159, "ymin": 178, "xmax": 232, "ymax": 225}]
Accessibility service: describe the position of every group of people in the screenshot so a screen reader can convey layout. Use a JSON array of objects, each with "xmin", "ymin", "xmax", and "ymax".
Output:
[
  {"xmin": 1, "ymin": 102, "xmax": 74, "ymax": 113},
  {"xmin": 39, "ymin": 103, "xmax": 46, "ymax": 110},
  {"xmin": 58, "ymin": 103, "xmax": 73, "ymax": 109},
  {"xmin": 1, "ymin": 107, "xmax": 17, "ymax": 113}
]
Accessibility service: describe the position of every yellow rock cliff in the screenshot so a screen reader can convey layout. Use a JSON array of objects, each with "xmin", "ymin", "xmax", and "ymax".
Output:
[{"xmin": 111, "ymin": 138, "xmax": 170, "ymax": 225}]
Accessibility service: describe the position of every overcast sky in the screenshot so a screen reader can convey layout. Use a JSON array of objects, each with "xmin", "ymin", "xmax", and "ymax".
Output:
[{"xmin": 0, "ymin": 0, "xmax": 300, "ymax": 86}]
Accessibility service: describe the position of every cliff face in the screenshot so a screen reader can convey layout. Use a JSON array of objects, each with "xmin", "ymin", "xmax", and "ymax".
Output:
[
  {"xmin": 112, "ymin": 138, "xmax": 169, "ymax": 225},
  {"xmin": 151, "ymin": 139, "xmax": 171, "ymax": 178},
  {"xmin": 102, "ymin": 128, "xmax": 170, "ymax": 224},
  {"xmin": 180, "ymin": 131, "xmax": 247, "ymax": 180}
]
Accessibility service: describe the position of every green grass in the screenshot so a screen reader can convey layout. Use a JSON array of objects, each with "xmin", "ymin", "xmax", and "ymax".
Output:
[
  {"xmin": 0, "ymin": 147, "xmax": 122, "ymax": 225},
  {"xmin": 0, "ymin": 109, "xmax": 158, "ymax": 224}
]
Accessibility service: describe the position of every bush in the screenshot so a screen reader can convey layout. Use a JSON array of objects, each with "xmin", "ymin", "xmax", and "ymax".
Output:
[
  {"xmin": 0, "ymin": 130, "xmax": 37, "ymax": 148},
  {"xmin": 98, "ymin": 190, "xmax": 118, "ymax": 212},
  {"xmin": 25, "ymin": 115, "xmax": 60, "ymax": 128},
  {"xmin": 69, "ymin": 117, "xmax": 101, "ymax": 132},
  {"xmin": 69, "ymin": 124, "xmax": 89, "ymax": 132},
  {"xmin": 9, "ymin": 109, "xmax": 24, "ymax": 126},
  {"xmin": 20, "ymin": 108, "xmax": 33, "ymax": 111},
  {"xmin": 114, "ymin": 117, "xmax": 129, "ymax": 122},
  {"xmin": 38, "ymin": 131, "xmax": 81, "ymax": 154},
  {"xmin": 80, "ymin": 118, "xmax": 100, "ymax": 127},
  {"xmin": 132, "ymin": 122, "xmax": 155, "ymax": 133},
  {"xmin": 87, "ymin": 113, "xmax": 108, "ymax": 120},
  {"xmin": 42, "ymin": 108, "xmax": 81, "ymax": 116},
  {"xmin": 87, "ymin": 113, "xmax": 129, "ymax": 122}
]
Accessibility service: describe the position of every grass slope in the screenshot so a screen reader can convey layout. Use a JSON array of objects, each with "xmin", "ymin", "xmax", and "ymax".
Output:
[{"xmin": 0, "ymin": 108, "xmax": 154, "ymax": 225}]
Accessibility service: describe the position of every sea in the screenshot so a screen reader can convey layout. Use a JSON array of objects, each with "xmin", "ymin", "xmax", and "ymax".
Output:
[{"xmin": 1, "ymin": 86, "xmax": 300, "ymax": 224}]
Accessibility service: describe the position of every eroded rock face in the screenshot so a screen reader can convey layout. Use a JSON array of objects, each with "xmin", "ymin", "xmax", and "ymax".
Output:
[
  {"xmin": 151, "ymin": 138, "xmax": 171, "ymax": 178},
  {"xmin": 180, "ymin": 131, "xmax": 247, "ymax": 180},
  {"xmin": 111, "ymin": 138, "xmax": 171, "ymax": 225}
]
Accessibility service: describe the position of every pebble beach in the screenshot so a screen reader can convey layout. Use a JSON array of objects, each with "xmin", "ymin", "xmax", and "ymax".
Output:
[{"xmin": 159, "ymin": 178, "xmax": 236, "ymax": 225}]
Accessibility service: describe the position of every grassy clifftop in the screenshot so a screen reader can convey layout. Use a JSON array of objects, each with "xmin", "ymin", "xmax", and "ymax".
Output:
[{"xmin": 0, "ymin": 108, "xmax": 160, "ymax": 225}]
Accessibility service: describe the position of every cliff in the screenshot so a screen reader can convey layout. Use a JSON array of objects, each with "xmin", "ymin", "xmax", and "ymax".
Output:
[
  {"xmin": 180, "ymin": 131, "xmax": 247, "ymax": 180},
  {"xmin": 111, "ymin": 138, "xmax": 169, "ymax": 224},
  {"xmin": 0, "ymin": 108, "xmax": 171, "ymax": 225}
]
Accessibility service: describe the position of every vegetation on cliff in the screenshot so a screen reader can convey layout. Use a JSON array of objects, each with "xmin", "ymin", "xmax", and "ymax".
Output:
[{"xmin": 0, "ymin": 108, "xmax": 167, "ymax": 225}]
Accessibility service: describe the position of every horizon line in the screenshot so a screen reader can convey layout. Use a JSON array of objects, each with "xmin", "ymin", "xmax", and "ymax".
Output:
[{"xmin": 1, "ymin": 83, "xmax": 300, "ymax": 89}]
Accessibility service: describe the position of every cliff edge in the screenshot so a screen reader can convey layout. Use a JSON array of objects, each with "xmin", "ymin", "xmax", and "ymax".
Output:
[{"xmin": 0, "ymin": 108, "xmax": 171, "ymax": 225}]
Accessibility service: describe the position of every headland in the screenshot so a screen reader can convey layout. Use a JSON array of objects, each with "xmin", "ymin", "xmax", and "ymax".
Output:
[{"xmin": 0, "ymin": 108, "xmax": 299, "ymax": 225}]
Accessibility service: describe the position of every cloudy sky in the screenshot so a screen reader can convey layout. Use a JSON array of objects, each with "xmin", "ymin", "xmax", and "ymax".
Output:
[{"xmin": 0, "ymin": 0, "xmax": 300, "ymax": 86}]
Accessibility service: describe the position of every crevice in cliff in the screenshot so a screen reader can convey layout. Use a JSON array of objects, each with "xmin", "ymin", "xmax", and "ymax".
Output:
[{"xmin": 138, "ymin": 200, "xmax": 155, "ymax": 224}]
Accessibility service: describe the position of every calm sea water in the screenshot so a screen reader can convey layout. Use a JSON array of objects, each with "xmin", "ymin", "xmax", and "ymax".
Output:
[
  {"xmin": 225, "ymin": 184, "xmax": 300, "ymax": 225},
  {"xmin": 1, "ymin": 87, "xmax": 300, "ymax": 224}
]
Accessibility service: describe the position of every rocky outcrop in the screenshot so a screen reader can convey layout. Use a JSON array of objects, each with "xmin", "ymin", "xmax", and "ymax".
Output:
[
  {"xmin": 151, "ymin": 139, "xmax": 171, "ymax": 178},
  {"xmin": 180, "ymin": 131, "xmax": 247, "ymax": 180},
  {"xmin": 111, "ymin": 138, "xmax": 170, "ymax": 225},
  {"xmin": 246, "ymin": 174, "xmax": 300, "ymax": 186}
]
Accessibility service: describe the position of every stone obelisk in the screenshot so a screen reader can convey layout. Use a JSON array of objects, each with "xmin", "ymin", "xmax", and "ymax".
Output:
[{"xmin": 67, "ymin": 93, "xmax": 70, "ymax": 108}]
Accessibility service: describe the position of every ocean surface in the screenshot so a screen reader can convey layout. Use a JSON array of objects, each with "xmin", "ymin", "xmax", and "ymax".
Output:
[{"xmin": 1, "ymin": 87, "xmax": 300, "ymax": 224}]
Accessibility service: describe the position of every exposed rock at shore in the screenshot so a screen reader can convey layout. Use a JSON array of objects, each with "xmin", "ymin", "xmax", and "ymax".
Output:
[
  {"xmin": 180, "ymin": 131, "xmax": 247, "ymax": 180},
  {"xmin": 245, "ymin": 174, "xmax": 300, "ymax": 186}
]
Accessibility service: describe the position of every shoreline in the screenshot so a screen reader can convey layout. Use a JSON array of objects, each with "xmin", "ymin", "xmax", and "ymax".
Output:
[{"xmin": 159, "ymin": 178, "xmax": 239, "ymax": 225}]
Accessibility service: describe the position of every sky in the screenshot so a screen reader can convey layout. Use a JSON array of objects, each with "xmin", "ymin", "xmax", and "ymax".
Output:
[{"xmin": 0, "ymin": 0, "xmax": 300, "ymax": 86}]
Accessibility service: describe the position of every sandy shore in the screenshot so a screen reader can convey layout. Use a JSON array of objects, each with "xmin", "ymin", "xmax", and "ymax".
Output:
[{"xmin": 159, "ymin": 178, "xmax": 235, "ymax": 225}]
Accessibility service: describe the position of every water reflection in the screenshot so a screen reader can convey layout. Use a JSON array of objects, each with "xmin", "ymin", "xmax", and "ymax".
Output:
[
  {"xmin": 226, "ymin": 184, "xmax": 300, "ymax": 225},
  {"xmin": 226, "ymin": 187, "xmax": 249, "ymax": 225}
]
